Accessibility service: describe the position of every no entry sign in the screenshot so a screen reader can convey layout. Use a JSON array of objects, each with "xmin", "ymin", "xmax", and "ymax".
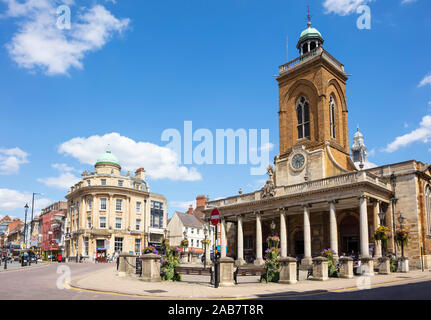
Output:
[{"xmin": 211, "ymin": 208, "xmax": 220, "ymax": 226}]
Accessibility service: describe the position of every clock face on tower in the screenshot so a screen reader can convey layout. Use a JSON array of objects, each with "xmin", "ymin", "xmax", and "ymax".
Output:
[{"xmin": 291, "ymin": 153, "xmax": 306, "ymax": 171}]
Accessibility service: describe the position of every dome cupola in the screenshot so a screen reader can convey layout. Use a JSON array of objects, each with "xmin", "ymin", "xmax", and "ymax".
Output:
[
  {"xmin": 296, "ymin": 9, "xmax": 324, "ymax": 55},
  {"xmin": 95, "ymin": 150, "xmax": 121, "ymax": 169}
]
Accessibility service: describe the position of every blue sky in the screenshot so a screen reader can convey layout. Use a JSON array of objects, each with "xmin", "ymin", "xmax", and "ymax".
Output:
[{"xmin": 0, "ymin": 0, "xmax": 430, "ymax": 220}]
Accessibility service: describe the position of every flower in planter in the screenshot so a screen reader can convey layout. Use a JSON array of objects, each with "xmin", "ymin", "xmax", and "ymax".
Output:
[
  {"xmin": 374, "ymin": 226, "xmax": 391, "ymax": 250},
  {"xmin": 142, "ymin": 246, "xmax": 158, "ymax": 255}
]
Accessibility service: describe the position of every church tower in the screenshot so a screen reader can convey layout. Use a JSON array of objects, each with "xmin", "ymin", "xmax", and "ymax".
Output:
[{"xmin": 275, "ymin": 15, "xmax": 357, "ymax": 186}]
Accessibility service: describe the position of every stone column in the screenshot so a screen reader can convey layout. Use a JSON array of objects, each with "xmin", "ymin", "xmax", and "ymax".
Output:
[
  {"xmin": 359, "ymin": 195, "xmax": 370, "ymax": 258},
  {"xmin": 254, "ymin": 212, "xmax": 264, "ymax": 266},
  {"xmin": 302, "ymin": 205, "xmax": 312, "ymax": 266},
  {"xmin": 374, "ymin": 200, "xmax": 382, "ymax": 258},
  {"xmin": 329, "ymin": 201, "xmax": 338, "ymax": 259},
  {"xmin": 280, "ymin": 209, "xmax": 288, "ymax": 258},
  {"xmin": 236, "ymin": 215, "xmax": 245, "ymax": 266}
]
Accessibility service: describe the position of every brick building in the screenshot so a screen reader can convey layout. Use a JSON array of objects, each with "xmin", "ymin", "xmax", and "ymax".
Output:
[
  {"xmin": 203, "ymin": 19, "xmax": 431, "ymax": 269},
  {"xmin": 40, "ymin": 201, "xmax": 67, "ymax": 260}
]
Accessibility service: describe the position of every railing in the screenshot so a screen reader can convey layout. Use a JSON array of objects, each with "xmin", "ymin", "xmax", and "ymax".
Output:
[
  {"xmin": 207, "ymin": 171, "xmax": 391, "ymax": 208},
  {"xmin": 278, "ymin": 47, "xmax": 344, "ymax": 75}
]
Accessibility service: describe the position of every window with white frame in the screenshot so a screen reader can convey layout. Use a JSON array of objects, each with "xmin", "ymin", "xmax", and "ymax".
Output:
[
  {"xmin": 99, "ymin": 216, "xmax": 106, "ymax": 228},
  {"xmin": 100, "ymin": 198, "xmax": 107, "ymax": 210},
  {"xmin": 118, "ymin": 180, "xmax": 123, "ymax": 187},
  {"xmin": 197, "ymin": 240, "xmax": 199, "ymax": 248},
  {"xmin": 87, "ymin": 217, "xmax": 91, "ymax": 228},
  {"xmin": 136, "ymin": 202, "xmax": 141, "ymax": 214},
  {"xmin": 135, "ymin": 239, "xmax": 141, "ymax": 255},
  {"xmin": 116, "ymin": 199, "xmax": 123, "ymax": 211},
  {"xmin": 191, "ymin": 228, "xmax": 194, "ymax": 234},
  {"xmin": 136, "ymin": 219, "xmax": 141, "ymax": 231},
  {"xmin": 191, "ymin": 239, "xmax": 194, "ymax": 247},
  {"xmin": 101, "ymin": 179, "xmax": 106, "ymax": 186},
  {"xmin": 116, "ymin": 217, "xmax": 122, "ymax": 229},
  {"xmin": 114, "ymin": 237, "xmax": 123, "ymax": 252},
  {"xmin": 87, "ymin": 199, "xmax": 92, "ymax": 211}
]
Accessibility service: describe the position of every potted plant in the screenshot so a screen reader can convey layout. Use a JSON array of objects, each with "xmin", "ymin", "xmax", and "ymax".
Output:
[
  {"xmin": 374, "ymin": 226, "xmax": 391, "ymax": 252},
  {"xmin": 266, "ymin": 235, "xmax": 280, "ymax": 248},
  {"xmin": 321, "ymin": 248, "xmax": 338, "ymax": 277},
  {"xmin": 261, "ymin": 247, "xmax": 280, "ymax": 283},
  {"xmin": 180, "ymin": 239, "xmax": 189, "ymax": 249},
  {"xmin": 395, "ymin": 229, "xmax": 410, "ymax": 247}
]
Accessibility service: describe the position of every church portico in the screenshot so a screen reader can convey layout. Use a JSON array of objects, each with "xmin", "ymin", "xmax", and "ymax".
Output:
[{"xmin": 208, "ymin": 171, "xmax": 393, "ymax": 266}]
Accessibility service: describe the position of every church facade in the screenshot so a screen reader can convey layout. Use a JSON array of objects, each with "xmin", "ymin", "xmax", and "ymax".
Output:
[{"xmin": 203, "ymin": 20, "xmax": 431, "ymax": 269}]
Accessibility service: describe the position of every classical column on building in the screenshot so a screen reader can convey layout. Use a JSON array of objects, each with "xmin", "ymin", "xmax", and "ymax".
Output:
[
  {"xmin": 279, "ymin": 208, "xmax": 288, "ymax": 258},
  {"xmin": 236, "ymin": 215, "xmax": 245, "ymax": 266},
  {"xmin": 329, "ymin": 201, "xmax": 339, "ymax": 259},
  {"xmin": 373, "ymin": 200, "xmax": 382, "ymax": 258},
  {"xmin": 254, "ymin": 211, "xmax": 265, "ymax": 266},
  {"xmin": 302, "ymin": 205, "xmax": 312, "ymax": 266},
  {"xmin": 220, "ymin": 217, "xmax": 227, "ymax": 258},
  {"xmin": 359, "ymin": 195, "xmax": 370, "ymax": 258}
]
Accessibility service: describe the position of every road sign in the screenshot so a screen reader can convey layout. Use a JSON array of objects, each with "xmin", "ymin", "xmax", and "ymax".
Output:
[{"xmin": 211, "ymin": 208, "xmax": 220, "ymax": 226}]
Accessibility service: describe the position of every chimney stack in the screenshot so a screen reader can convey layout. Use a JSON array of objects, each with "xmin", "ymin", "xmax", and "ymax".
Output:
[
  {"xmin": 196, "ymin": 195, "xmax": 206, "ymax": 210},
  {"xmin": 187, "ymin": 204, "xmax": 194, "ymax": 214}
]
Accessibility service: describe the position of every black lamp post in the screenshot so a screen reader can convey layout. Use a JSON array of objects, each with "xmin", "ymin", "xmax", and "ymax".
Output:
[
  {"xmin": 163, "ymin": 229, "xmax": 168, "ymax": 255},
  {"xmin": 22, "ymin": 204, "xmax": 29, "ymax": 267},
  {"xmin": 398, "ymin": 214, "xmax": 406, "ymax": 258},
  {"xmin": 203, "ymin": 225, "xmax": 208, "ymax": 269},
  {"xmin": 390, "ymin": 173, "xmax": 398, "ymax": 257},
  {"xmin": 378, "ymin": 210, "xmax": 386, "ymax": 256}
]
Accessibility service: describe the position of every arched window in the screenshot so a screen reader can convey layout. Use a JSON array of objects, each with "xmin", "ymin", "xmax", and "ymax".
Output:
[
  {"xmin": 296, "ymin": 96, "xmax": 310, "ymax": 139},
  {"xmin": 426, "ymin": 186, "xmax": 431, "ymax": 235},
  {"xmin": 329, "ymin": 95, "xmax": 336, "ymax": 139}
]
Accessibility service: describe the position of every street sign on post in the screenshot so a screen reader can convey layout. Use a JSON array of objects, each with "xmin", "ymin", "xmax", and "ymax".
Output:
[
  {"xmin": 211, "ymin": 209, "xmax": 220, "ymax": 226},
  {"xmin": 211, "ymin": 208, "xmax": 220, "ymax": 288}
]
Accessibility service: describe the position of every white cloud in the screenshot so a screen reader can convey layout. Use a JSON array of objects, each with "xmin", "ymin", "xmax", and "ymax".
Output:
[
  {"xmin": 384, "ymin": 115, "xmax": 431, "ymax": 152},
  {"xmin": 401, "ymin": 0, "xmax": 417, "ymax": 4},
  {"xmin": 170, "ymin": 200, "xmax": 196, "ymax": 212},
  {"xmin": 419, "ymin": 75, "xmax": 431, "ymax": 88},
  {"xmin": 3, "ymin": 0, "xmax": 130, "ymax": 75},
  {"xmin": 58, "ymin": 132, "xmax": 202, "ymax": 181},
  {"xmin": 323, "ymin": 0, "xmax": 372, "ymax": 16},
  {"xmin": 0, "ymin": 147, "xmax": 29, "ymax": 174},
  {"xmin": 0, "ymin": 189, "xmax": 51, "ymax": 214},
  {"xmin": 37, "ymin": 163, "xmax": 80, "ymax": 190}
]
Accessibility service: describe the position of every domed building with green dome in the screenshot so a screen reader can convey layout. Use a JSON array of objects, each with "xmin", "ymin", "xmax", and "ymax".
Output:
[{"xmin": 65, "ymin": 149, "xmax": 167, "ymax": 262}]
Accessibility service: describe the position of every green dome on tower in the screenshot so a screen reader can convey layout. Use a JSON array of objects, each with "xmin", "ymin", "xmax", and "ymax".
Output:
[
  {"xmin": 298, "ymin": 26, "xmax": 323, "ymax": 42},
  {"xmin": 95, "ymin": 150, "xmax": 121, "ymax": 168}
]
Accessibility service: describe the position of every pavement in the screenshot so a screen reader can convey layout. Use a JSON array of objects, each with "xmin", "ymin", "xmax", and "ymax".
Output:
[
  {"xmin": 68, "ymin": 264, "xmax": 431, "ymax": 299},
  {"xmin": 0, "ymin": 260, "xmax": 50, "ymax": 272}
]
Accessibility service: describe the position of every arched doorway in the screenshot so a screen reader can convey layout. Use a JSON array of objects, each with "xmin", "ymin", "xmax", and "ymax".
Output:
[{"xmin": 339, "ymin": 215, "xmax": 359, "ymax": 257}]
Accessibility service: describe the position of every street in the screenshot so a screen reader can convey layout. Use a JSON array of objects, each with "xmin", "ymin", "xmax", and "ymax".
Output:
[{"xmin": 0, "ymin": 262, "xmax": 141, "ymax": 300}]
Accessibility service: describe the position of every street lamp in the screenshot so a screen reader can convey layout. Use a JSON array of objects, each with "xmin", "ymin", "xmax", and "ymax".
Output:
[
  {"xmin": 378, "ymin": 210, "xmax": 386, "ymax": 256},
  {"xmin": 22, "ymin": 204, "xmax": 29, "ymax": 267},
  {"xmin": 163, "ymin": 229, "xmax": 169, "ymax": 255},
  {"xmin": 390, "ymin": 173, "xmax": 398, "ymax": 256},
  {"xmin": 398, "ymin": 214, "xmax": 406, "ymax": 258},
  {"xmin": 203, "ymin": 225, "xmax": 208, "ymax": 269},
  {"xmin": 270, "ymin": 220, "xmax": 276, "ymax": 236}
]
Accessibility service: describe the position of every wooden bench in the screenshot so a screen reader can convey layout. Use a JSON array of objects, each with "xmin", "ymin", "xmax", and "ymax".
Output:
[
  {"xmin": 234, "ymin": 266, "xmax": 267, "ymax": 284},
  {"xmin": 174, "ymin": 266, "xmax": 214, "ymax": 284}
]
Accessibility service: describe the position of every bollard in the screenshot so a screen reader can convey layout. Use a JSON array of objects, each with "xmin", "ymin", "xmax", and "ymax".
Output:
[
  {"xmin": 214, "ymin": 259, "xmax": 219, "ymax": 288},
  {"xmin": 4, "ymin": 257, "xmax": 7, "ymax": 270},
  {"xmin": 378, "ymin": 257, "xmax": 391, "ymax": 275},
  {"xmin": 140, "ymin": 253, "xmax": 161, "ymax": 282},
  {"xmin": 218, "ymin": 257, "xmax": 235, "ymax": 287}
]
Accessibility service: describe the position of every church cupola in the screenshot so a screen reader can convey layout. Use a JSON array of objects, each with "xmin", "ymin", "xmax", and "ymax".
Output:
[
  {"xmin": 296, "ymin": 10, "xmax": 324, "ymax": 56},
  {"xmin": 351, "ymin": 127, "xmax": 376, "ymax": 170}
]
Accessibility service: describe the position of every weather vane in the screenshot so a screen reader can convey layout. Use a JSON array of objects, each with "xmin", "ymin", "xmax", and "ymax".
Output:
[{"xmin": 307, "ymin": 5, "xmax": 312, "ymax": 27}]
